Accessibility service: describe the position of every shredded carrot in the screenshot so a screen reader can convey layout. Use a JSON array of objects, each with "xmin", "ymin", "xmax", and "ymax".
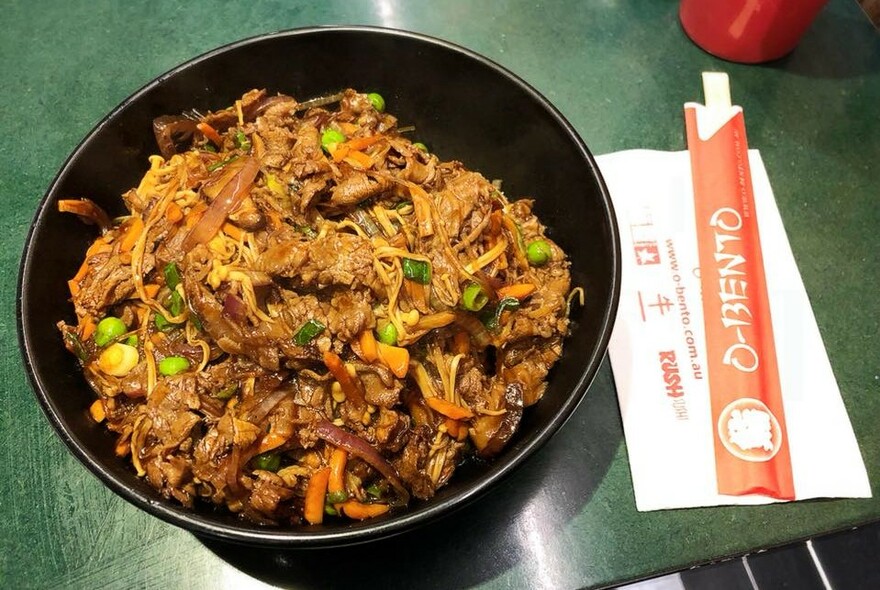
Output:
[
  {"xmin": 426, "ymin": 396, "xmax": 474, "ymax": 420},
  {"xmin": 340, "ymin": 500, "xmax": 390, "ymax": 520},
  {"xmin": 452, "ymin": 331, "xmax": 470, "ymax": 356},
  {"xmin": 69, "ymin": 241, "xmax": 113, "ymax": 296},
  {"xmin": 165, "ymin": 202, "xmax": 183, "ymax": 223},
  {"xmin": 343, "ymin": 150, "xmax": 374, "ymax": 169},
  {"xmin": 89, "ymin": 399, "xmax": 106, "ymax": 423},
  {"xmin": 119, "ymin": 217, "xmax": 144, "ymax": 253},
  {"xmin": 86, "ymin": 239, "xmax": 112, "ymax": 257},
  {"xmin": 338, "ymin": 122, "xmax": 360, "ymax": 135},
  {"xmin": 185, "ymin": 202, "xmax": 207, "ymax": 228},
  {"xmin": 196, "ymin": 121, "xmax": 224, "ymax": 146},
  {"xmin": 346, "ymin": 135, "xmax": 384, "ymax": 151},
  {"xmin": 444, "ymin": 418, "xmax": 469, "ymax": 441},
  {"xmin": 256, "ymin": 431, "xmax": 288, "ymax": 454},
  {"xmin": 358, "ymin": 330, "xmax": 379, "ymax": 363},
  {"xmin": 222, "ymin": 222, "xmax": 244, "ymax": 241},
  {"xmin": 304, "ymin": 467, "xmax": 331, "ymax": 525},
  {"xmin": 333, "ymin": 134, "xmax": 384, "ymax": 163},
  {"xmin": 323, "ymin": 350, "xmax": 366, "ymax": 407},
  {"xmin": 377, "ymin": 342, "xmax": 410, "ymax": 379},
  {"xmin": 328, "ymin": 448, "xmax": 348, "ymax": 495},
  {"xmin": 79, "ymin": 315, "xmax": 96, "ymax": 340},
  {"xmin": 497, "ymin": 283, "xmax": 537, "ymax": 300},
  {"xmin": 114, "ymin": 437, "xmax": 130, "ymax": 457}
]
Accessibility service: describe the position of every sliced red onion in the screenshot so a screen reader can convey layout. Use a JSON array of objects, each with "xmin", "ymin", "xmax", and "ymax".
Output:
[
  {"xmin": 222, "ymin": 293, "xmax": 247, "ymax": 324},
  {"xmin": 244, "ymin": 387, "xmax": 291, "ymax": 425},
  {"xmin": 182, "ymin": 156, "xmax": 260, "ymax": 251},
  {"xmin": 315, "ymin": 420, "xmax": 410, "ymax": 506}
]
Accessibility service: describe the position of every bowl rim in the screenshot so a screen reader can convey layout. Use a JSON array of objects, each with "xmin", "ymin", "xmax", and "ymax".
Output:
[{"xmin": 17, "ymin": 25, "xmax": 621, "ymax": 547}]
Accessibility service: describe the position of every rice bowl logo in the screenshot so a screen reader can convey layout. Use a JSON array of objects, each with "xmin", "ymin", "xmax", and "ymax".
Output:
[{"xmin": 717, "ymin": 398, "xmax": 782, "ymax": 462}]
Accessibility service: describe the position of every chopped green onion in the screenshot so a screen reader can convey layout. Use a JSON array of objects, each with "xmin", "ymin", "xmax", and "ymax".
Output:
[
  {"xmin": 326, "ymin": 490, "xmax": 348, "ymax": 504},
  {"xmin": 461, "ymin": 282, "xmax": 488, "ymax": 312},
  {"xmin": 234, "ymin": 129, "xmax": 251, "ymax": 152},
  {"xmin": 367, "ymin": 92, "xmax": 385, "ymax": 112},
  {"xmin": 64, "ymin": 331, "xmax": 88, "ymax": 361},
  {"xmin": 482, "ymin": 297, "xmax": 521, "ymax": 331},
  {"xmin": 526, "ymin": 239, "xmax": 552, "ymax": 266},
  {"xmin": 94, "ymin": 317, "xmax": 127, "ymax": 347},
  {"xmin": 351, "ymin": 207, "xmax": 381, "ymax": 237},
  {"xmin": 294, "ymin": 319, "xmax": 326, "ymax": 345},
  {"xmin": 376, "ymin": 320, "xmax": 398, "ymax": 346},
  {"xmin": 297, "ymin": 225, "xmax": 318, "ymax": 239},
  {"xmin": 252, "ymin": 452, "xmax": 281, "ymax": 472},
  {"xmin": 412, "ymin": 142, "xmax": 428, "ymax": 152},
  {"xmin": 158, "ymin": 355, "xmax": 190, "ymax": 376},
  {"xmin": 169, "ymin": 290, "xmax": 184, "ymax": 317},
  {"xmin": 395, "ymin": 201, "xmax": 413, "ymax": 215},
  {"xmin": 202, "ymin": 144, "xmax": 217, "ymax": 153},
  {"xmin": 402, "ymin": 258, "xmax": 431, "ymax": 284},
  {"xmin": 189, "ymin": 311, "xmax": 203, "ymax": 332},
  {"xmin": 365, "ymin": 483, "xmax": 386, "ymax": 499},
  {"xmin": 125, "ymin": 335, "xmax": 138, "ymax": 347},
  {"xmin": 207, "ymin": 155, "xmax": 239, "ymax": 172},
  {"xmin": 324, "ymin": 504, "xmax": 339, "ymax": 516},
  {"xmin": 154, "ymin": 313, "xmax": 174, "ymax": 331},
  {"xmin": 321, "ymin": 128, "xmax": 346, "ymax": 152},
  {"xmin": 163, "ymin": 262, "xmax": 182, "ymax": 291},
  {"xmin": 215, "ymin": 384, "xmax": 238, "ymax": 400}
]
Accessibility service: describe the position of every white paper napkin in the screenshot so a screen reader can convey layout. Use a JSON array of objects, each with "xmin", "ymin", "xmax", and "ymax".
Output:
[{"xmin": 597, "ymin": 149, "xmax": 871, "ymax": 511}]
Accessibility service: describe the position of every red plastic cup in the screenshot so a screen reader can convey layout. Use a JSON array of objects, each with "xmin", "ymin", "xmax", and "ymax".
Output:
[{"xmin": 680, "ymin": 0, "xmax": 829, "ymax": 63}]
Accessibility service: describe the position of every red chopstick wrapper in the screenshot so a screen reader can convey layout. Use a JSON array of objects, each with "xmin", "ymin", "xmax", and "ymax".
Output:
[
  {"xmin": 598, "ymin": 74, "xmax": 870, "ymax": 510},
  {"xmin": 684, "ymin": 99, "xmax": 794, "ymax": 499}
]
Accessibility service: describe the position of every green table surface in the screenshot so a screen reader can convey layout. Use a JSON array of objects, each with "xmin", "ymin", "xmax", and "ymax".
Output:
[{"xmin": 2, "ymin": 1, "xmax": 878, "ymax": 588}]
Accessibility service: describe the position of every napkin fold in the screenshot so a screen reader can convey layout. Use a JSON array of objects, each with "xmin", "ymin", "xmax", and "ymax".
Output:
[{"xmin": 597, "ymin": 149, "xmax": 871, "ymax": 511}]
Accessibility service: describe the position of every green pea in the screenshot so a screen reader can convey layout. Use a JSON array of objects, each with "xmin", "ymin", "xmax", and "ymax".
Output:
[
  {"xmin": 125, "ymin": 335, "xmax": 138, "ymax": 347},
  {"xmin": 376, "ymin": 320, "xmax": 398, "ymax": 346},
  {"xmin": 461, "ymin": 282, "xmax": 488, "ymax": 312},
  {"xmin": 158, "ymin": 355, "xmax": 190, "ymax": 376},
  {"xmin": 412, "ymin": 142, "xmax": 428, "ymax": 152},
  {"xmin": 321, "ymin": 128, "xmax": 346, "ymax": 152},
  {"xmin": 526, "ymin": 239, "xmax": 552, "ymax": 267},
  {"xmin": 94, "ymin": 317, "xmax": 127, "ymax": 347},
  {"xmin": 367, "ymin": 92, "xmax": 385, "ymax": 112},
  {"xmin": 252, "ymin": 452, "xmax": 281, "ymax": 472}
]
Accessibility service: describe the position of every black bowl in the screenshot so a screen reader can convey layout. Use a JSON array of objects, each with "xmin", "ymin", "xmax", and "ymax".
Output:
[{"xmin": 17, "ymin": 26, "xmax": 620, "ymax": 546}]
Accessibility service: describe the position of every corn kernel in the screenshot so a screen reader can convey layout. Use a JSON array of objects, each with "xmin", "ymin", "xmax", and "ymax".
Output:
[
  {"xmin": 331, "ymin": 382, "xmax": 345, "ymax": 403},
  {"xmin": 97, "ymin": 343, "xmax": 139, "ymax": 377},
  {"xmin": 404, "ymin": 309, "xmax": 420, "ymax": 325}
]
